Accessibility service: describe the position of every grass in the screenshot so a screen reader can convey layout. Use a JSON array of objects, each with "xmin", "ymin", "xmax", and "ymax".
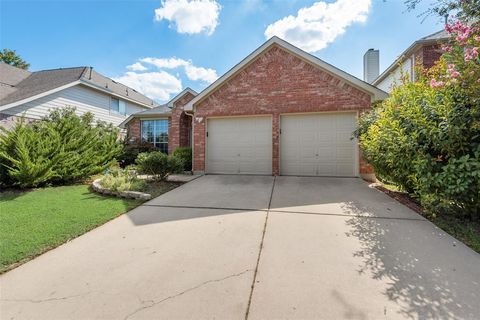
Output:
[
  {"xmin": 432, "ymin": 214, "xmax": 480, "ymax": 253},
  {"xmin": 378, "ymin": 182, "xmax": 480, "ymax": 254},
  {"xmin": 0, "ymin": 182, "xmax": 180, "ymax": 273}
]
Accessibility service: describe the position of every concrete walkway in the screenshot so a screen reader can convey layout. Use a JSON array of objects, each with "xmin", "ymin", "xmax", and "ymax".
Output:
[{"xmin": 1, "ymin": 175, "xmax": 479, "ymax": 319}]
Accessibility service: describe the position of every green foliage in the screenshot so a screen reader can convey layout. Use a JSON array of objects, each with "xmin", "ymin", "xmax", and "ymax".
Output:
[
  {"xmin": 135, "ymin": 151, "xmax": 183, "ymax": 181},
  {"xmin": 357, "ymin": 22, "xmax": 480, "ymax": 219},
  {"xmin": 0, "ymin": 107, "xmax": 122, "ymax": 188},
  {"xmin": 173, "ymin": 147, "xmax": 192, "ymax": 171},
  {"xmin": 100, "ymin": 167, "xmax": 147, "ymax": 192},
  {"xmin": 0, "ymin": 49, "xmax": 29, "ymax": 70},
  {"xmin": 117, "ymin": 142, "xmax": 155, "ymax": 168},
  {"xmin": 406, "ymin": 0, "xmax": 480, "ymax": 22}
]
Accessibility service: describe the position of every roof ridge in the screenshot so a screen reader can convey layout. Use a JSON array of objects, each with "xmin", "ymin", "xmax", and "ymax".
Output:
[{"xmin": 33, "ymin": 66, "xmax": 88, "ymax": 73}]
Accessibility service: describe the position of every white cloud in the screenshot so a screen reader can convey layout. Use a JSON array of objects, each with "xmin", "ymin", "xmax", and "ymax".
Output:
[
  {"xmin": 154, "ymin": 0, "xmax": 221, "ymax": 36},
  {"xmin": 264, "ymin": 0, "xmax": 371, "ymax": 52},
  {"xmin": 113, "ymin": 71, "xmax": 182, "ymax": 101},
  {"xmin": 140, "ymin": 57, "xmax": 218, "ymax": 83},
  {"xmin": 126, "ymin": 62, "xmax": 148, "ymax": 71}
]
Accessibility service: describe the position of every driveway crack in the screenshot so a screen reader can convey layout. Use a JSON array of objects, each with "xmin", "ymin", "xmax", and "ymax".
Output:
[
  {"xmin": 123, "ymin": 269, "xmax": 253, "ymax": 320},
  {"xmin": 1, "ymin": 292, "xmax": 91, "ymax": 304}
]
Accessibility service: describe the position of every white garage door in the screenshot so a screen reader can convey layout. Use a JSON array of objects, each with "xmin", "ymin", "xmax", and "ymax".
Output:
[
  {"xmin": 207, "ymin": 116, "xmax": 272, "ymax": 174},
  {"xmin": 280, "ymin": 113, "xmax": 357, "ymax": 176}
]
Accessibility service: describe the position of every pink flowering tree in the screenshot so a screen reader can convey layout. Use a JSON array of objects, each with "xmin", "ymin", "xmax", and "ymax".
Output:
[{"xmin": 356, "ymin": 20, "xmax": 480, "ymax": 219}]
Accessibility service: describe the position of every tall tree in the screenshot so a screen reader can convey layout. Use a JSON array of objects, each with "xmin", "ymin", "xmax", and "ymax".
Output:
[{"xmin": 0, "ymin": 49, "xmax": 30, "ymax": 70}]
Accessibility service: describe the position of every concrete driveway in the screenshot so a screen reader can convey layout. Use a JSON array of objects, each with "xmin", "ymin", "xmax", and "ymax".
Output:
[{"xmin": 1, "ymin": 175, "xmax": 479, "ymax": 319}]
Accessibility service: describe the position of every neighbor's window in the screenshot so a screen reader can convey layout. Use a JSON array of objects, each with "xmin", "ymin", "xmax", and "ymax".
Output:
[
  {"xmin": 111, "ymin": 97, "xmax": 126, "ymax": 115},
  {"xmin": 141, "ymin": 119, "xmax": 168, "ymax": 153}
]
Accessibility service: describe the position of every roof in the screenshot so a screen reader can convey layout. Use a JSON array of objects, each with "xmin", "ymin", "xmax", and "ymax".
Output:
[
  {"xmin": 0, "ymin": 63, "xmax": 159, "ymax": 110},
  {"xmin": 185, "ymin": 36, "xmax": 388, "ymax": 112},
  {"xmin": 118, "ymin": 88, "xmax": 198, "ymax": 128},
  {"xmin": 372, "ymin": 29, "xmax": 450, "ymax": 86}
]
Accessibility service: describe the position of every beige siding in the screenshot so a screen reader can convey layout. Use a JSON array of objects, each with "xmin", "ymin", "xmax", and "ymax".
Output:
[
  {"xmin": 3, "ymin": 84, "xmax": 149, "ymax": 126},
  {"xmin": 376, "ymin": 55, "xmax": 415, "ymax": 93}
]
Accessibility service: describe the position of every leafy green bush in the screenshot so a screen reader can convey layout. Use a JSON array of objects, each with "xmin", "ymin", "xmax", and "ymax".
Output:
[
  {"xmin": 117, "ymin": 142, "xmax": 156, "ymax": 168},
  {"xmin": 357, "ymin": 21, "xmax": 480, "ymax": 219},
  {"xmin": 100, "ymin": 167, "xmax": 147, "ymax": 192},
  {"xmin": 135, "ymin": 151, "xmax": 183, "ymax": 181},
  {"xmin": 173, "ymin": 147, "xmax": 192, "ymax": 171},
  {"xmin": 0, "ymin": 107, "xmax": 122, "ymax": 188}
]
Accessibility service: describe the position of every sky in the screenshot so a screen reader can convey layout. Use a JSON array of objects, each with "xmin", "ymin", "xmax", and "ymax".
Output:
[{"xmin": 0, "ymin": 0, "xmax": 444, "ymax": 103}]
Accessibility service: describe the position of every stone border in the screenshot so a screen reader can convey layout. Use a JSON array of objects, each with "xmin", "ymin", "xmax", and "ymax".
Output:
[{"xmin": 92, "ymin": 178, "xmax": 152, "ymax": 200}]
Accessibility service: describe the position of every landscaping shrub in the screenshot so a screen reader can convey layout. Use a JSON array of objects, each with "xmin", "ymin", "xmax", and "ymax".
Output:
[
  {"xmin": 117, "ymin": 142, "xmax": 155, "ymax": 168},
  {"xmin": 0, "ymin": 107, "xmax": 122, "ymax": 188},
  {"xmin": 135, "ymin": 151, "xmax": 183, "ymax": 181},
  {"xmin": 357, "ymin": 21, "xmax": 480, "ymax": 219},
  {"xmin": 173, "ymin": 147, "xmax": 192, "ymax": 171},
  {"xmin": 100, "ymin": 167, "xmax": 147, "ymax": 192}
]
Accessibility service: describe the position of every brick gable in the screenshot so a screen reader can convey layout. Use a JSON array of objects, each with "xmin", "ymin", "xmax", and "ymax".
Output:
[{"xmin": 192, "ymin": 45, "xmax": 373, "ymax": 175}]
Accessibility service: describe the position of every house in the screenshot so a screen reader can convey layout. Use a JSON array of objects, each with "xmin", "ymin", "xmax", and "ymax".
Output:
[
  {"xmin": 0, "ymin": 63, "xmax": 158, "ymax": 130},
  {"xmin": 122, "ymin": 36, "xmax": 387, "ymax": 180},
  {"xmin": 364, "ymin": 29, "xmax": 450, "ymax": 92}
]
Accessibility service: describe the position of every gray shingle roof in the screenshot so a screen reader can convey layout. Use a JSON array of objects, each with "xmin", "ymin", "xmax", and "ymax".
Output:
[
  {"xmin": 0, "ymin": 63, "xmax": 32, "ymax": 101},
  {"xmin": 0, "ymin": 63, "xmax": 158, "ymax": 108}
]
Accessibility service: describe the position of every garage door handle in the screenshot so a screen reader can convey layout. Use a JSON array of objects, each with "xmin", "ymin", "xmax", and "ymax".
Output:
[{"xmin": 316, "ymin": 154, "xmax": 319, "ymax": 156}]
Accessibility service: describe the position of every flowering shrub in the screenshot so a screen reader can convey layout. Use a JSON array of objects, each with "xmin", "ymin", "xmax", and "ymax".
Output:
[{"xmin": 357, "ymin": 21, "xmax": 480, "ymax": 219}]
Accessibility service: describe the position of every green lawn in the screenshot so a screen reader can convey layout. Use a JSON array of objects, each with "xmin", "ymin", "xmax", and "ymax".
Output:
[{"xmin": 0, "ymin": 185, "xmax": 142, "ymax": 273}]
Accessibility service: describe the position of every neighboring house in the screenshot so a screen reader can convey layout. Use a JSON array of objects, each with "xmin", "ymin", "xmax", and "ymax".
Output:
[
  {"xmin": 0, "ymin": 63, "xmax": 158, "ymax": 130},
  {"xmin": 365, "ymin": 29, "xmax": 450, "ymax": 92},
  {"xmin": 122, "ymin": 36, "xmax": 387, "ymax": 180}
]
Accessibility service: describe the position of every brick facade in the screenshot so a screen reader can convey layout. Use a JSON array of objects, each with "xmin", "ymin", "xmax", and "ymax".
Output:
[
  {"xmin": 168, "ymin": 92, "xmax": 195, "ymax": 154},
  {"xmin": 126, "ymin": 118, "xmax": 141, "ymax": 143},
  {"xmin": 414, "ymin": 44, "xmax": 443, "ymax": 71},
  {"xmin": 192, "ymin": 45, "xmax": 372, "ymax": 176}
]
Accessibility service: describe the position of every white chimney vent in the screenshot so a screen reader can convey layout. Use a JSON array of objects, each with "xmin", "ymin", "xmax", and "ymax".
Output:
[{"xmin": 363, "ymin": 49, "xmax": 379, "ymax": 84}]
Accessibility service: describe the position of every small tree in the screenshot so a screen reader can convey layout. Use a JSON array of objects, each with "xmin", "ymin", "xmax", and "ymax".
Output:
[
  {"xmin": 135, "ymin": 151, "xmax": 183, "ymax": 181},
  {"xmin": 0, "ymin": 49, "xmax": 30, "ymax": 70}
]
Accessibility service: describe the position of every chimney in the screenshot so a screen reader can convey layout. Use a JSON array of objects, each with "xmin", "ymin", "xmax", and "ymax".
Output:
[{"xmin": 363, "ymin": 49, "xmax": 379, "ymax": 84}]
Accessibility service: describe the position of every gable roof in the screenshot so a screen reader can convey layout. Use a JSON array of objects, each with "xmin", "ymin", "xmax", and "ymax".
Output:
[
  {"xmin": 185, "ymin": 36, "xmax": 388, "ymax": 112},
  {"xmin": 372, "ymin": 29, "xmax": 450, "ymax": 86},
  {"xmin": 0, "ymin": 63, "xmax": 159, "ymax": 111},
  {"xmin": 118, "ymin": 87, "xmax": 197, "ymax": 128}
]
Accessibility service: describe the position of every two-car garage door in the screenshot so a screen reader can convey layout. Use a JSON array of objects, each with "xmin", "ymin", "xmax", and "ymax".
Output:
[{"xmin": 206, "ymin": 113, "xmax": 357, "ymax": 176}]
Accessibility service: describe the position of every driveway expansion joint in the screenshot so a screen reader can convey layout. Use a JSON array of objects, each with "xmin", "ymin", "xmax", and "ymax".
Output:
[
  {"xmin": 141, "ymin": 204, "xmax": 269, "ymax": 212},
  {"xmin": 244, "ymin": 176, "xmax": 276, "ymax": 320},
  {"xmin": 268, "ymin": 209, "xmax": 427, "ymax": 221}
]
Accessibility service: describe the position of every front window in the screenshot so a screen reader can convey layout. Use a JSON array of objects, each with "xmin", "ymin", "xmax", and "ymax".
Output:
[
  {"xmin": 111, "ymin": 97, "xmax": 126, "ymax": 115},
  {"xmin": 141, "ymin": 119, "xmax": 168, "ymax": 153}
]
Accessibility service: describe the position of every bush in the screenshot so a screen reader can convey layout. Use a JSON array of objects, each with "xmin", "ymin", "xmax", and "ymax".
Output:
[
  {"xmin": 173, "ymin": 147, "xmax": 192, "ymax": 171},
  {"xmin": 117, "ymin": 142, "xmax": 156, "ymax": 168},
  {"xmin": 100, "ymin": 167, "xmax": 147, "ymax": 192},
  {"xmin": 357, "ymin": 21, "xmax": 480, "ymax": 219},
  {"xmin": 135, "ymin": 151, "xmax": 183, "ymax": 181},
  {"xmin": 0, "ymin": 107, "xmax": 122, "ymax": 188}
]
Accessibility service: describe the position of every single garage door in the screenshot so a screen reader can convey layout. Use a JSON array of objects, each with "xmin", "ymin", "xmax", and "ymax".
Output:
[
  {"xmin": 206, "ymin": 116, "xmax": 272, "ymax": 174},
  {"xmin": 280, "ymin": 112, "xmax": 357, "ymax": 176}
]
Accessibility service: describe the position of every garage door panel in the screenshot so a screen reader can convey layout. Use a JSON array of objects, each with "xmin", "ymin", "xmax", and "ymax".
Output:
[
  {"xmin": 281, "ymin": 113, "xmax": 357, "ymax": 177},
  {"xmin": 207, "ymin": 117, "xmax": 272, "ymax": 175}
]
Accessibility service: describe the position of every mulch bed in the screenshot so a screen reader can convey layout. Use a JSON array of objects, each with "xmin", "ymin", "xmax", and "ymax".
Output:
[{"xmin": 373, "ymin": 184, "xmax": 423, "ymax": 214}]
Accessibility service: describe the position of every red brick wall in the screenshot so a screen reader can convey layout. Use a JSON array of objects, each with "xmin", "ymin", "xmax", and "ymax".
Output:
[
  {"xmin": 192, "ymin": 45, "xmax": 372, "ymax": 175},
  {"xmin": 168, "ymin": 92, "xmax": 195, "ymax": 154},
  {"xmin": 126, "ymin": 118, "xmax": 141, "ymax": 143},
  {"xmin": 414, "ymin": 44, "xmax": 443, "ymax": 72}
]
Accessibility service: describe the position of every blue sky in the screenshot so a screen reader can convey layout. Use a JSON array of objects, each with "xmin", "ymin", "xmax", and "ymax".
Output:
[{"xmin": 0, "ymin": 0, "xmax": 443, "ymax": 103}]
